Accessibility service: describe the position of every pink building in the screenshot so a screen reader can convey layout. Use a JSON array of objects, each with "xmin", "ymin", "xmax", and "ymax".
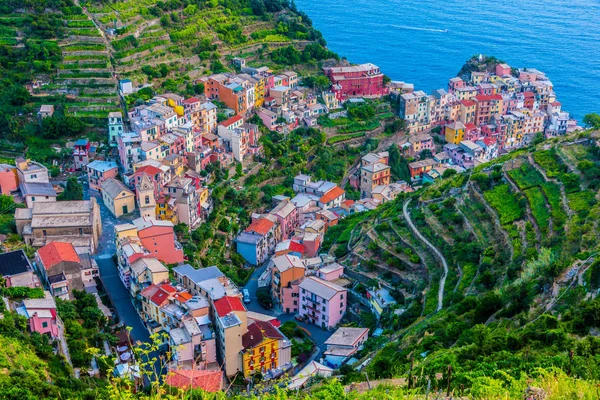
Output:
[
  {"xmin": 86, "ymin": 160, "xmax": 118, "ymax": 191},
  {"xmin": 0, "ymin": 164, "xmax": 17, "ymax": 195},
  {"xmin": 257, "ymin": 108, "xmax": 277, "ymax": 131},
  {"xmin": 298, "ymin": 276, "xmax": 347, "ymax": 329},
  {"xmin": 17, "ymin": 294, "xmax": 60, "ymax": 338},
  {"xmin": 317, "ymin": 262, "xmax": 344, "ymax": 282},
  {"xmin": 134, "ymin": 217, "xmax": 185, "ymax": 264},
  {"xmin": 474, "ymin": 94, "xmax": 503, "ymax": 125},
  {"xmin": 323, "ymin": 63, "xmax": 389, "ymax": 101},
  {"xmin": 464, "ymin": 123, "xmax": 483, "ymax": 142},
  {"xmin": 496, "ymin": 63, "xmax": 511, "ymax": 77},
  {"xmin": 448, "ymin": 77, "xmax": 465, "ymax": 93},
  {"xmin": 270, "ymin": 200, "xmax": 299, "ymax": 240}
]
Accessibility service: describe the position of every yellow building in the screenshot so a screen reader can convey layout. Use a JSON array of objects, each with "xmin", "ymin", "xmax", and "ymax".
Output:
[
  {"xmin": 445, "ymin": 121, "xmax": 466, "ymax": 145},
  {"xmin": 101, "ymin": 178, "xmax": 136, "ymax": 217},
  {"xmin": 241, "ymin": 320, "xmax": 288, "ymax": 377},
  {"xmin": 254, "ymin": 77, "xmax": 266, "ymax": 108},
  {"xmin": 156, "ymin": 196, "xmax": 178, "ymax": 224}
]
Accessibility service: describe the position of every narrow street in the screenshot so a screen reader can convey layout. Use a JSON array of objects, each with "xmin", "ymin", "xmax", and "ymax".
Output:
[
  {"xmin": 84, "ymin": 186, "xmax": 149, "ymax": 345},
  {"xmin": 96, "ymin": 256, "xmax": 151, "ymax": 346}
]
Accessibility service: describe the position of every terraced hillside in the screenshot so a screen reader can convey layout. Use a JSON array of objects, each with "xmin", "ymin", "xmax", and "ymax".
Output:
[
  {"xmin": 0, "ymin": 1, "xmax": 120, "ymax": 122},
  {"xmin": 324, "ymin": 129, "xmax": 600, "ymax": 391},
  {"xmin": 81, "ymin": 0, "xmax": 328, "ymax": 88}
]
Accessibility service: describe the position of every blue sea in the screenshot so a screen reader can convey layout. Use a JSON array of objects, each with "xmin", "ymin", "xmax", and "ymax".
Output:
[{"xmin": 295, "ymin": 0, "xmax": 600, "ymax": 121}]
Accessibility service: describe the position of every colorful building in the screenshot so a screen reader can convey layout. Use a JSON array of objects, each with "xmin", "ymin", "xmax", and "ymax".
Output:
[
  {"xmin": 298, "ymin": 276, "xmax": 347, "ymax": 329},
  {"xmin": 101, "ymin": 178, "xmax": 135, "ymax": 218},
  {"xmin": 86, "ymin": 160, "xmax": 118, "ymax": 191},
  {"xmin": 236, "ymin": 216, "xmax": 279, "ymax": 266},
  {"xmin": 241, "ymin": 320, "xmax": 291, "ymax": 378},
  {"xmin": 16, "ymin": 293, "xmax": 60, "ymax": 338},
  {"xmin": 445, "ymin": 121, "xmax": 466, "ymax": 144},
  {"xmin": 213, "ymin": 296, "xmax": 247, "ymax": 377},
  {"xmin": 323, "ymin": 63, "xmax": 389, "ymax": 101},
  {"xmin": 271, "ymin": 254, "xmax": 306, "ymax": 314}
]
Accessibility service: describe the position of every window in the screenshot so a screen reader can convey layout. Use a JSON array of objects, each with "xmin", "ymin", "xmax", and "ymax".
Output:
[
  {"xmin": 31, "ymin": 196, "xmax": 36, "ymax": 202},
  {"xmin": 42, "ymin": 230, "xmax": 47, "ymax": 236},
  {"xmin": 145, "ymin": 195, "xmax": 150, "ymax": 205},
  {"xmin": 340, "ymin": 310, "xmax": 343, "ymax": 314},
  {"xmin": 42, "ymin": 322, "xmax": 48, "ymax": 328},
  {"xmin": 79, "ymin": 228, "xmax": 83, "ymax": 235}
]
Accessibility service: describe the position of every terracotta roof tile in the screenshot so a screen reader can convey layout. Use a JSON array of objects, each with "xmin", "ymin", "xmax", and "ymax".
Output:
[
  {"xmin": 166, "ymin": 369, "xmax": 223, "ymax": 392},
  {"xmin": 245, "ymin": 217, "xmax": 275, "ymax": 236},
  {"xmin": 214, "ymin": 296, "xmax": 245, "ymax": 318},
  {"xmin": 37, "ymin": 242, "xmax": 80, "ymax": 269},
  {"xmin": 221, "ymin": 115, "xmax": 243, "ymax": 127},
  {"xmin": 319, "ymin": 186, "xmax": 345, "ymax": 204},
  {"xmin": 135, "ymin": 165, "xmax": 162, "ymax": 176}
]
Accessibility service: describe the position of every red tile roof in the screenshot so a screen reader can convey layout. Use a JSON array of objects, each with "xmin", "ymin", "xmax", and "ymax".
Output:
[
  {"xmin": 551, "ymin": 101, "xmax": 561, "ymax": 106},
  {"xmin": 343, "ymin": 199, "xmax": 354, "ymax": 207},
  {"xmin": 460, "ymin": 100, "xmax": 475, "ymax": 107},
  {"xmin": 482, "ymin": 137, "xmax": 497, "ymax": 146},
  {"xmin": 475, "ymin": 94, "xmax": 502, "ymax": 102},
  {"xmin": 174, "ymin": 291, "xmax": 193, "ymax": 303},
  {"xmin": 245, "ymin": 217, "xmax": 275, "ymax": 236},
  {"xmin": 242, "ymin": 320, "xmax": 284, "ymax": 350},
  {"xmin": 135, "ymin": 165, "xmax": 162, "ymax": 176},
  {"xmin": 214, "ymin": 296, "xmax": 246, "ymax": 317},
  {"xmin": 289, "ymin": 240, "xmax": 305, "ymax": 254},
  {"xmin": 37, "ymin": 242, "xmax": 80, "ymax": 269},
  {"xmin": 151, "ymin": 289, "xmax": 170, "ymax": 306},
  {"xmin": 464, "ymin": 123, "xmax": 477, "ymax": 130},
  {"xmin": 166, "ymin": 369, "xmax": 223, "ymax": 392},
  {"xmin": 221, "ymin": 115, "xmax": 243, "ymax": 127},
  {"xmin": 523, "ymin": 91, "xmax": 535, "ymax": 98},
  {"xmin": 182, "ymin": 97, "xmax": 200, "ymax": 104},
  {"xmin": 319, "ymin": 186, "xmax": 345, "ymax": 204}
]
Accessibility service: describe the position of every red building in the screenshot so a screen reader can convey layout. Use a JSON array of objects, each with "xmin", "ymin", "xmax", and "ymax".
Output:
[{"xmin": 323, "ymin": 63, "xmax": 389, "ymax": 101}]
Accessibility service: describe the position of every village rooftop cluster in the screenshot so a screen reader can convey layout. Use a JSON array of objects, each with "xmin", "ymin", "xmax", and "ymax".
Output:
[{"xmin": 0, "ymin": 55, "xmax": 579, "ymax": 392}]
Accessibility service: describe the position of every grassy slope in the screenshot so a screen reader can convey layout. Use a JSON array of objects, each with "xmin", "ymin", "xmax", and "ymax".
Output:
[{"xmin": 325, "ymin": 129, "xmax": 600, "ymax": 395}]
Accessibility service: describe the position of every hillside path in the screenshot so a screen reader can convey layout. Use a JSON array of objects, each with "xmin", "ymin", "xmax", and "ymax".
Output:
[{"xmin": 403, "ymin": 199, "xmax": 448, "ymax": 312}]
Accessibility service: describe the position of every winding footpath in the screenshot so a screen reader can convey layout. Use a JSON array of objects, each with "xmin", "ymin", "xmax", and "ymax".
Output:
[{"xmin": 403, "ymin": 199, "xmax": 448, "ymax": 312}]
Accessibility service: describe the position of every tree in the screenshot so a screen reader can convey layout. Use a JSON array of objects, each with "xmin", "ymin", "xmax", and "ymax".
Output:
[
  {"xmin": 303, "ymin": 75, "xmax": 331, "ymax": 91},
  {"xmin": 57, "ymin": 177, "xmax": 83, "ymax": 201},
  {"xmin": 388, "ymin": 144, "xmax": 410, "ymax": 182},
  {"xmin": 442, "ymin": 168, "xmax": 457, "ymax": 179},
  {"xmin": 583, "ymin": 113, "xmax": 600, "ymax": 129},
  {"xmin": 250, "ymin": 0, "xmax": 266, "ymax": 15},
  {"xmin": 211, "ymin": 59, "xmax": 227, "ymax": 74}
]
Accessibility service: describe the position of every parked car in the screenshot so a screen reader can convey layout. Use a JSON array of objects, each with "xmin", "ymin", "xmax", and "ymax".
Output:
[{"xmin": 243, "ymin": 289, "xmax": 251, "ymax": 304}]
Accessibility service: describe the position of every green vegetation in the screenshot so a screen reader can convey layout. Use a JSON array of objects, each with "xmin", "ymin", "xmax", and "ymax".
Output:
[
  {"xmin": 315, "ymin": 130, "xmax": 600, "ymax": 399},
  {"xmin": 483, "ymin": 183, "xmax": 524, "ymax": 224}
]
